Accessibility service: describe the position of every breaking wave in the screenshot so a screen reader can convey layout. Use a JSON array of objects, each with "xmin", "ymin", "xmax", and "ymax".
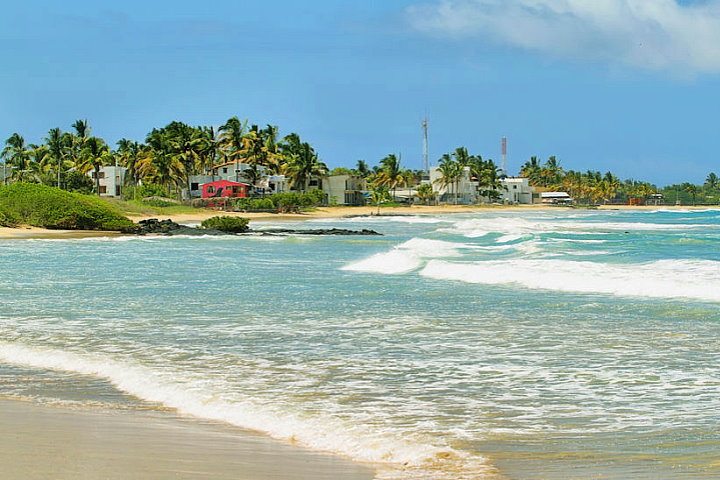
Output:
[{"xmin": 420, "ymin": 259, "xmax": 720, "ymax": 302}]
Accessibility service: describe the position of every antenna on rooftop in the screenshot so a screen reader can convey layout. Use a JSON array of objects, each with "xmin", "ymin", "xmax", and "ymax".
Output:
[
  {"xmin": 422, "ymin": 116, "xmax": 429, "ymax": 174},
  {"xmin": 501, "ymin": 136, "xmax": 508, "ymax": 176}
]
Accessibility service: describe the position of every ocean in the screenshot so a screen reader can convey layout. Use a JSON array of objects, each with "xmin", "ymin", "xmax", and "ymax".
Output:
[{"xmin": 1, "ymin": 209, "xmax": 719, "ymax": 479}]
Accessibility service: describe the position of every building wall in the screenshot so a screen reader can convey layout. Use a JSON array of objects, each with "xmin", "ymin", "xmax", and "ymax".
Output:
[
  {"xmin": 499, "ymin": 178, "xmax": 534, "ymax": 204},
  {"xmin": 322, "ymin": 175, "xmax": 366, "ymax": 206},
  {"xmin": 89, "ymin": 166, "xmax": 126, "ymax": 197}
]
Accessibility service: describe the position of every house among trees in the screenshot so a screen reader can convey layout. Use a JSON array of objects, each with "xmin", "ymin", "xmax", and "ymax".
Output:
[
  {"xmin": 322, "ymin": 174, "xmax": 366, "ymax": 206},
  {"xmin": 88, "ymin": 166, "xmax": 127, "ymax": 197},
  {"xmin": 201, "ymin": 180, "xmax": 249, "ymax": 199}
]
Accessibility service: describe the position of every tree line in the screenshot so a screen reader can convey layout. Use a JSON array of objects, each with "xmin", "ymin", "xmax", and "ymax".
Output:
[
  {"xmin": 1, "ymin": 118, "xmax": 328, "ymax": 197},
  {"xmin": 521, "ymin": 156, "xmax": 720, "ymax": 205}
]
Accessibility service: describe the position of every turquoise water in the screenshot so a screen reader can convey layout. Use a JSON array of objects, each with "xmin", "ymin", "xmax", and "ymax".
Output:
[{"xmin": 1, "ymin": 209, "xmax": 719, "ymax": 479}]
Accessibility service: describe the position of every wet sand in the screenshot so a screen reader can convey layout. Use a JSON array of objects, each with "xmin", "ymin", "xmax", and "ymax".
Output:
[{"xmin": 0, "ymin": 399, "xmax": 375, "ymax": 480}]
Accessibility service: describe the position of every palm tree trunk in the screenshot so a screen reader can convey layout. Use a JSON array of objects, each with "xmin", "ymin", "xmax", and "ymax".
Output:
[{"xmin": 94, "ymin": 166, "xmax": 100, "ymax": 196}]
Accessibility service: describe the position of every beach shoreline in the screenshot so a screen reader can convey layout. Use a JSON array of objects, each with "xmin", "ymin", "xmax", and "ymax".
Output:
[
  {"xmin": 1, "ymin": 203, "xmax": 714, "ymax": 240},
  {"xmin": 0, "ymin": 398, "xmax": 375, "ymax": 480}
]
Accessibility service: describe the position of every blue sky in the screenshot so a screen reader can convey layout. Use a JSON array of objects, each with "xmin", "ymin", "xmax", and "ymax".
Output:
[{"xmin": 1, "ymin": 0, "xmax": 719, "ymax": 185}]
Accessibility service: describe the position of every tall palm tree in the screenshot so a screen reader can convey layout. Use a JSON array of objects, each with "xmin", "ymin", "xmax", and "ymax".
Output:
[
  {"xmin": 705, "ymin": 172, "xmax": 718, "ymax": 190},
  {"xmin": 76, "ymin": 137, "xmax": 110, "ymax": 195},
  {"xmin": 45, "ymin": 128, "xmax": 68, "ymax": 188},
  {"xmin": 1, "ymin": 133, "xmax": 30, "ymax": 183},
  {"xmin": 375, "ymin": 154, "xmax": 407, "ymax": 201},
  {"xmin": 355, "ymin": 160, "xmax": 370, "ymax": 178},
  {"xmin": 116, "ymin": 138, "xmax": 143, "ymax": 188},
  {"xmin": 521, "ymin": 156, "xmax": 542, "ymax": 184},
  {"xmin": 219, "ymin": 116, "xmax": 247, "ymax": 182},
  {"xmin": 434, "ymin": 153, "xmax": 461, "ymax": 204},
  {"xmin": 285, "ymin": 141, "xmax": 327, "ymax": 192}
]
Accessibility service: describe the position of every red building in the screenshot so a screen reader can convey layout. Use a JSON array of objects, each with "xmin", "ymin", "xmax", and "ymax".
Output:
[{"xmin": 201, "ymin": 180, "xmax": 250, "ymax": 199}]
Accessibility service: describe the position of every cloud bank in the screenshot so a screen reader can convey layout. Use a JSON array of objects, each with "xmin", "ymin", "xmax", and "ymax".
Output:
[{"xmin": 407, "ymin": 0, "xmax": 720, "ymax": 74}]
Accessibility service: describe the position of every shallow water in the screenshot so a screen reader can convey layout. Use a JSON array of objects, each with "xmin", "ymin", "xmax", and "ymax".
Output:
[{"xmin": 1, "ymin": 209, "xmax": 719, "ymax": 479}]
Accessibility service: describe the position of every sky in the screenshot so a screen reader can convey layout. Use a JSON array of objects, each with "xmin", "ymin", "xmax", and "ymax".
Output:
[{"xmin": 1, "ymin": 0, "xmax": 719, "ymax": 185}]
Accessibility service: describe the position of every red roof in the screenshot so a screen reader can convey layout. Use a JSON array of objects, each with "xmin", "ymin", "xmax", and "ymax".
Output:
[{"xmin": 203, "ymin": 180, "xmax": 250, "ymax": 187}]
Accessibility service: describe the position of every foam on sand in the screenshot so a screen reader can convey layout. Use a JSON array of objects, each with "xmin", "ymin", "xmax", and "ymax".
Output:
[
  {"xmin": 0, "ymin": 343, "xmax": 490, "ymax": 479},
  {"xmin": 420, "ymin": 258, "xmax": 720, "ymax": 302}
]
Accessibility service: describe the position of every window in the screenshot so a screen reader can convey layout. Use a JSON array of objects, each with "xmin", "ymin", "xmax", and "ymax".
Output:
[
  {"xmin": 222, "ymin": 168, "xmax": 228, "ymax": 174},
  {"xmin": 99, "ymin": 186, "xmax": 107, "ymax": 194},
  {"xmin": 191, "ymin": 183, "xmax": 199, "ymax": 191},
  {"xmin": 207, "ymin": 186, "xmax": 215, "ymax": 194},
  {"xmin": 513, "ymin": 185, "xmax": 517, "ymax": 189}
]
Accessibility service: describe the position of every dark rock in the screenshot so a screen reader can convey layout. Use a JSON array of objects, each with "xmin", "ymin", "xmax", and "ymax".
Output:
[
  {"xmin": 134, "ymin": 219, "xmax": 226, "ymax": 236},
  {"xmin": 249, "ymin": 228, "xmax": 381, "ymax": 236},
  {"xmin": 129, "ymin": 219, "xmax": 382, "ymax": 237}
]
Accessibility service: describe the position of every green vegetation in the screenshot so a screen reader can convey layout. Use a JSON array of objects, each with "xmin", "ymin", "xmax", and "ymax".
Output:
[
  {"xmin": 102, "ymin": 197, "xmax": 198, "ymax": 217},
  {"xmin": 1, "ymin": 118, "xmax": 328, "ymax": 199},
  {"xmin": 192, "ymin": 190, "xmax": 325, "ymax": 213},
  {"xmin": 200, "ymin": 216, "xmax": 250, "ymax": 233},
  {"xmin": 0, "ymin": 183, "xmax": 134, "ymax": 231}
]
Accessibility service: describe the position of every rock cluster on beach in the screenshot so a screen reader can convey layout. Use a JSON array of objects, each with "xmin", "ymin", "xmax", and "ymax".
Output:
[{"xmin": 130, "ymin": 219, "xmax": 381, "ymax": 236}]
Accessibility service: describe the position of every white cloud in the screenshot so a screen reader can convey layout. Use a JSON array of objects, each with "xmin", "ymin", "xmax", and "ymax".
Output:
[{"xmin": 407, "ymin": 0, "xmax": 720, "ymax": 74}]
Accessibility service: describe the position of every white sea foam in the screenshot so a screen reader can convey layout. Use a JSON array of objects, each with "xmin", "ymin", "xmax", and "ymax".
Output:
[
  {"xmin": 0, "ymin": 343, "xmax": 478, "ymax": 477},
  {"xmin": 440, "ymin": 216, "xmax": 716, "ymax": 238},
  {"xmin": 342, "ymin": 239, "xmax": 468, "ymax": 274},
  {"xmin": 420, "ymin": 258, "xmax": 720, "ymax": 302}
]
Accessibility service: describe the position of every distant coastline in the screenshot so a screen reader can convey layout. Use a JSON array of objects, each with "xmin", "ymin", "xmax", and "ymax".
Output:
[{"xmin": 1, "ymin": 203, "xmax": 715, "ymax": 240}]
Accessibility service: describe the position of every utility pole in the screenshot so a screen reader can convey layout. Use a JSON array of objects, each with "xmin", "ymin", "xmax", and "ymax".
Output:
[{"xmin": 422, "ymin": 117, "xmax": 429, "ymax": 175}]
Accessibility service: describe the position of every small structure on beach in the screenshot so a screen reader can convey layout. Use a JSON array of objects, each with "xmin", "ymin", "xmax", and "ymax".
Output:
[
  {"xmin": 540, "ymin": 192, "xmax": 573, "ymax": 205},
  {"xmin": 201, "ymin": 180, "xmax": 250, "ymax": 199}
]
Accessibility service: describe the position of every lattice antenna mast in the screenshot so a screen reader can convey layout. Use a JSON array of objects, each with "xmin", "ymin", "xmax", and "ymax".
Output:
[{"xmin": 422, "ymin": 117, "xmax": 429, "ymax": 174}]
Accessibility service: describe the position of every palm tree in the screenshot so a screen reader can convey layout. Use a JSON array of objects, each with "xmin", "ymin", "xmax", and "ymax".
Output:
[
  {"xmin": 684, "ymin": 183, "xmax": 699, "ymax": 206},
  {"xmin": 286, "ymin": 141, "xmax": 328, "ymax": 192},
  {"xmin": 521, "ymin": 156, "xmax": 542, "ymax": 184},
  {"xmin": 137, "ymin": 149, "xmax": 185, "ymax": 196},
  {"xmin": 705, "ymin": 172, "xmax": 718, "ymax": 190},
  {"xmin": 355, "ymin": 160, "xmax": 370, "ymax": 178},
  {"xmin": 76, "ymin": 137, "xmax": 110, "ymax": 195},
  {"xmin": 219, "ymin": 116, "xmax": 247, "ymax": 182},
  {"xmin": 116, "ymin": 138, "xmax": 143, "ymax": 190},
  {"xmin": 434, "ymin": 153, "xmax": 461, "ymax": 204},
  {"xmin": 416, "ymin": 183, "xmax": 435, "ymax": 205},
  {"xmin": 45, "ymin": 128, "xmax": 68, "ymax": 188},
  {"xmin": 375, "ymin": 154, "xmax": 407, "ymax": 200},
  {"xmin": 1, "ymin": 133, "xmax": 30, "ymax": 183}
]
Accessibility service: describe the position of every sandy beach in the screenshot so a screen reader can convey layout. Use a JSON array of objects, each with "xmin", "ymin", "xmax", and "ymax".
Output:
[{"xmin": 0, "ymin": 399, "xmax": 374, "ymax": 480}]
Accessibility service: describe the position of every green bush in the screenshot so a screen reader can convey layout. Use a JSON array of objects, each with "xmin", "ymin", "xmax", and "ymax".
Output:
[
  {"xmin": 200, "ymin": 216, "xmax": 250, "ymax": 233},
  {"xmin": 0, "ymin": 183, "xmax": 135, "ymax": 231},
  {"xmin": 191, "ymin": 191, "xmax": 326, "ymax": 213},
  {"xmin": 0, "ymin": 209, "xmax": 18, "ymax": 227}
]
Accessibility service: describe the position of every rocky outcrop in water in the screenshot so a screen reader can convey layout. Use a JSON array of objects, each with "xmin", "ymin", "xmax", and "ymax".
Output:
[
  {"xmin": 129, "ymin": 219, "xmax": 381, "ymax": 236},
  {"xmin": 130, "ymin": 219, "xmax": 225, "ymax": 236}
]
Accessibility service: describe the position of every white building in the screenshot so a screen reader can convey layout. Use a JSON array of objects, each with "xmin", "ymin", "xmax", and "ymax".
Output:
[
  {"xmin": 429, "ymin": 167, "xmax": 535, "ymax": 205},
  {"xmin": 322, "ymin": 174, "xmax": 366, "ymax": 206},
  {"xmin": 429, "ymin": 166, "xmax": 477, "ymax": 204},
  {"xmin": 89, "ymin": 166, "xmax": 126, "ymax": 197},
  {"xmin": 499, "ymin": 177, "xmax": 535, "ymax": 204}
]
